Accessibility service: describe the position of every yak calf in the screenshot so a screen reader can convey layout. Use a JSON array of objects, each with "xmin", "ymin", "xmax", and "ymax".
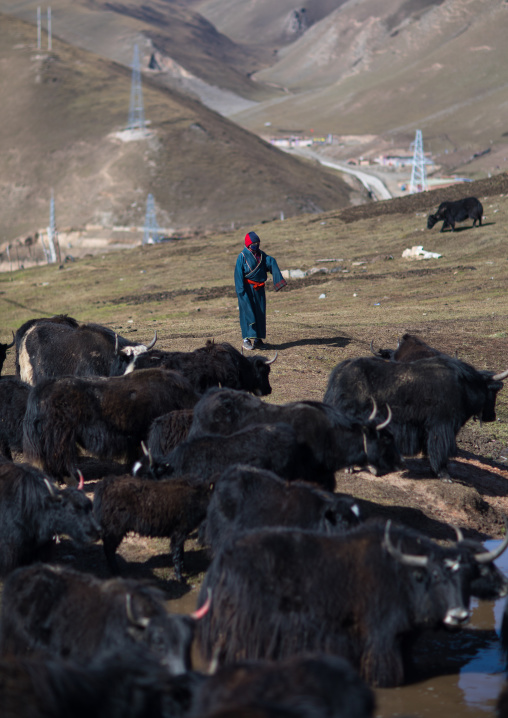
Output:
[{"xmin": 94, "ymin": 474, "xmax": 213, "ymax": 580}]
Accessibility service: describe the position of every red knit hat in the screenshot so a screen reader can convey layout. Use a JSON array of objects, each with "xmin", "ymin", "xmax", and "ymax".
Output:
[{"xmin": 244, "ymin": 231, "xmax": 260, "ymax": 247}]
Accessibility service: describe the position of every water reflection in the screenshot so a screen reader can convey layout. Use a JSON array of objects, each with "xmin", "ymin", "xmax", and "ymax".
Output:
[
  {"xmin": 378, "ymin": 540, "xmax": 508, "ymax": 716},
  {"xmin": 168, "ymin": 544, "xmax": 508, "ymax": 716}
]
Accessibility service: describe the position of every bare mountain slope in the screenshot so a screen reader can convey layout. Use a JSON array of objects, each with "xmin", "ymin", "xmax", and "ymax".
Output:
[
  {"xmin": 2, "ymin": 0, "xmax": 277, "ymax": 102},
  {"xmin": 233, "ymin": 0, "xmax": 508, "ymax": 159},
  {"xmin": 0, "ymin": 15, "xmax": 357, "ymax": 242},
  {"xmin": 191, "ymin": 0, "xmax": 348, "ymax": 49}
]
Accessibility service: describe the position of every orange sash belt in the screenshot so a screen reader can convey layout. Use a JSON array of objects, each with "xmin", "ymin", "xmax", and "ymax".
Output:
[{"xmin": 246, "ymin": 279, "xmax": 265, "ymax": 290}]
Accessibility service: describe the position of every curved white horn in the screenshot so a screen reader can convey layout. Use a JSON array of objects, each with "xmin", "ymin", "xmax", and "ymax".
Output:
[
  {"xmin": 266, "ymin": 351, "xmax": 278, "ymax": 365},
  {"xmin": 474, "ymin": 516, "xmax": 508, "ymax": 563},
  {"xmin": 145, "ymin": 331, "xmax": 157, "ymax": 350},
  {"xmin": 376, "ymin": 404, "xmax": 392, "ymax": 430},
  {"xmin": 452, "ymin": 524, "xmax": 464, "ymax": 543},
  {"xmin": 368, "ymin": 398, "xmax": 378, "ymax": 423},
  {"xmin": 492, "ymin": 369, "xmax": 508, "ymax": 381},
  {"xmin": 384, "ymin": 520, "xmax": 429, "ymax": 567}
]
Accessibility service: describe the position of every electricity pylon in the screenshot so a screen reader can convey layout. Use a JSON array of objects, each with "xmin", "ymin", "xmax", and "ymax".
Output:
[
  {"xmin": 143, "ymin": 194, "xmax": 160, "ymax": 244},
  {"xmin": 409, "ymin": 129, "xmax": 427, "ymax": 194}
]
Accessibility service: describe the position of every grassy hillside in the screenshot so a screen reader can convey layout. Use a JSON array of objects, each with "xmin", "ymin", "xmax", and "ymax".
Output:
[
  {"xmin": 0, "ymin": 14, "xmax": 357, "ymax": 243},
  {"xmin": 2, "ymin": 172, "xmax": 508, "ymax": 410}
]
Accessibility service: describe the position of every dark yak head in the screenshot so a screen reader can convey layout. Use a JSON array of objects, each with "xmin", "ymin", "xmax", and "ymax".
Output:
[
  {"xmin": 216, "ymin": 341, "xmax": 276, "ymax": 396},
  {"xmin": 240, "ymin": 352, "xmax": 277, "ymax": 396},
  {"xmin": 447, "ymin": 522, "xmax": 508, "ymax": 601},
  {"xmin": 383, "ymin": 521, "xmax": 470, "ymax": 629},
  {"xmin": 124, "ymin": 587, "xmax": 211, "ymax": 674},
  {"xmin": 108, "ymin": 332, "xmax": 158, "ymax": 376},
  {"xmin": 359, "ymin": 402, "xmax": 403, "ymax": 476},
  {"xmin": 44, "ymin": 478, "xmax": 101, "ymax": 545},
  {"xmin": 478, "ymin": 368, "xmax": 508, "ymax": 422},
  {"xmin": 427, "ymin": 214, "xmax": 439, "ymax": 229},
  {"xmin": 325, "ymin": 492, "xmax": 361, "ymax": 531}
]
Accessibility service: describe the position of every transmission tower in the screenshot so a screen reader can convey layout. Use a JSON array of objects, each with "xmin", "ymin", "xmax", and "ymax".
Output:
[
  {"xmin": 409, "ymin": 129, "xmax": 427, "ymax": 194},
  {"xmin": 143, "ymin": 194, "xmax": 160, "ymax": 244},
  {"xmin": 127, "ymin": 45, "xmax": 145, "ymax": 132},
  {"xmin": 46, "ymin": 190, "xmax": 60, "ymax": 263}
]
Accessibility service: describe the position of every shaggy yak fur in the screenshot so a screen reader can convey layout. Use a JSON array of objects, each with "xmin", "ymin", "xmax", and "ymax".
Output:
[
  {"xmin": 187, "ymin": 388, "xmax": 401, "ymax": 478},
  {"xmin": 427, "ymin": 196, "xmax": 483, "ymax": 232},
  {"xmin": 323, "ymin": 354, "xmax": 507, "ymax": 478},
  {"xmin": 0, "ymin": 654, "xmax": 205, "ymax": 718},
  {"xmin": 189, "ymin": 654, "xmax": 375, "ymax": 718},
  {"xmin": 126, "ymin": 340, "xmax": 275, "ymax": 396},
  {"xmin": 204, "ymin": 464, "xmax": 360, "ymax": 555},
  {"xmin": 195, "ymin": 522, "xmax": 476, "ymax": 687},
  {"xmin": 141, "ymin": 423, "xmax": 335, "ymax": 490},
  {"xmin": 0, "ymin": 563, "xmax": 202, "ymax": 674},
  {"xmin": 0, "ymin": 377, "xmax": 31, "ymax": 459},
  {"xmin": 0, "ymin": 460, "xmax": 99, "ymax": 575},
  {"xmin": 22, "ymin": 368, "xmax": 199, "ymax": 479},
  {"xmin": 94, "ymin": 474, "xmax": 214, "ymax": 580},
  {"xmin": 147, "ymin": 409, "xmax": 194, "ymax": 456},
  {"xmin": 15, "ymin": 314, "xmax": 157, "ymax": 385}
]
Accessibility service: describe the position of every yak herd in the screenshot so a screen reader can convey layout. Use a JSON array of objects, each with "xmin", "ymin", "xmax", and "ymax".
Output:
[{"xmin": 0, "ymin": 314, "xmax": 507, "ymax": 716}]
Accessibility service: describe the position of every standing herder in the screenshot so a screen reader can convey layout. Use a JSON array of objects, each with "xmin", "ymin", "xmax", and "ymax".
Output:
[{"xmin": 234, "ymin": 231, "xmax": 287, "ymax": 350}]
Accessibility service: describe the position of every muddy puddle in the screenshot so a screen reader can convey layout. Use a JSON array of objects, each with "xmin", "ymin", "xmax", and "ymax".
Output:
[{"xmin": 169, "ymin": 544, "xmax": 508, "ymax": 717}]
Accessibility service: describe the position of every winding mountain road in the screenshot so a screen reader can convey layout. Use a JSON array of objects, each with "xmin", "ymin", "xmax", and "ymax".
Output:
[{"xmin": 285, "ymin": 147, "xmax": 393, "ymax": 201}]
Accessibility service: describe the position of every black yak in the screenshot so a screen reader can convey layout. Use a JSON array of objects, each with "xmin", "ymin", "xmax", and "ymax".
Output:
[
  {"xmin": 196, "ymin": 521, "xmax": 479, "ymax": 687},
  {"xmin": 23, "ymin": 368, "xmax": 199, "ymax": 479},
  {"xmin": 323, "ymin": 354, "xmax": 508, "ymax": 478},
  {"xmin": 187, "ymin": 388, "xmax": 401, "ymax": 479},
  {"xmin": 0, "ymin": 461, "xmax": 99, "ymax": 574},
  {"xmin": 15, "ymin": 315, "xmax": 157, "ymax": 385},
  {"xmin": 427, "ymin": 196, "xmax": 483, "ymax": 232},
  {"xmin": 0, "ymin": 563, "xmax": 211, "ymax": 673},
  {"xmin": 205, "ymin": 465, "xmax": 360, "ymax": 555},
  {"xmin": 125, "ymin": 340, "xmax": 277, "ymax": 396}
]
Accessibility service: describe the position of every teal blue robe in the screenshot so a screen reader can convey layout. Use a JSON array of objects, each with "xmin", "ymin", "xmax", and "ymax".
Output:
[{"xmin": 234, "ymin": 247, "xmax": 286, "ymax": 340}]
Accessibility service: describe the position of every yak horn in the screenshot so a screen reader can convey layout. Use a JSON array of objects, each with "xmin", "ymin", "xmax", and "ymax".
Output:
[
  {"xmin": 6, "ymin": 331, "xmax": 15, "ymax": 349},
  {"xmin": 114, "ymin": 333, "xmax": 119, "ymax": 355},
  {"xmin": 145, "ymin": 331, "xmax": 157, "ymax": 350},
  {"xmin": 77, "ymin": 470, "xmax": 84, "ymax": 491},
  {"xmin": 140, "ymin": 441, "xmax": 153, "ymax": 467},
  {"xmin": 376, "ymin": 404, "xmax": 392, "ymax": 430},
  {"xmin": 191, "ymin": 588, "xmax": 212, "ymax": 620},
  {"xmin": 126, "ymin": 594, "xmax": 150, "ymax": 628},
  {"xmin": 44, "ymin": 478, "xmax": 56, "ymax": 496},
  {"xmin": 266, "ymin": 351, "xmax": 278, "ymax": 365},
  {"xmin": 368, "ymin": 398, "xmax": 378, "ymax": 423},
  {"xmin": 474, "ymin": 516, "xmax": 508, "ymax": 563},
  {"xmin": 452, "ymin": 524, "xmax": 464, "ymax": 543},
  {"xmin": 369, "ymin": 340, "xmax": 377, "ymax": 357},
  {"xmin": 492, "ymin": 369, "xmax": 508, "ymax": 381},
  {"xmin": 384, "ymin": 520, "xmax": 429, "ymax": 567}
]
